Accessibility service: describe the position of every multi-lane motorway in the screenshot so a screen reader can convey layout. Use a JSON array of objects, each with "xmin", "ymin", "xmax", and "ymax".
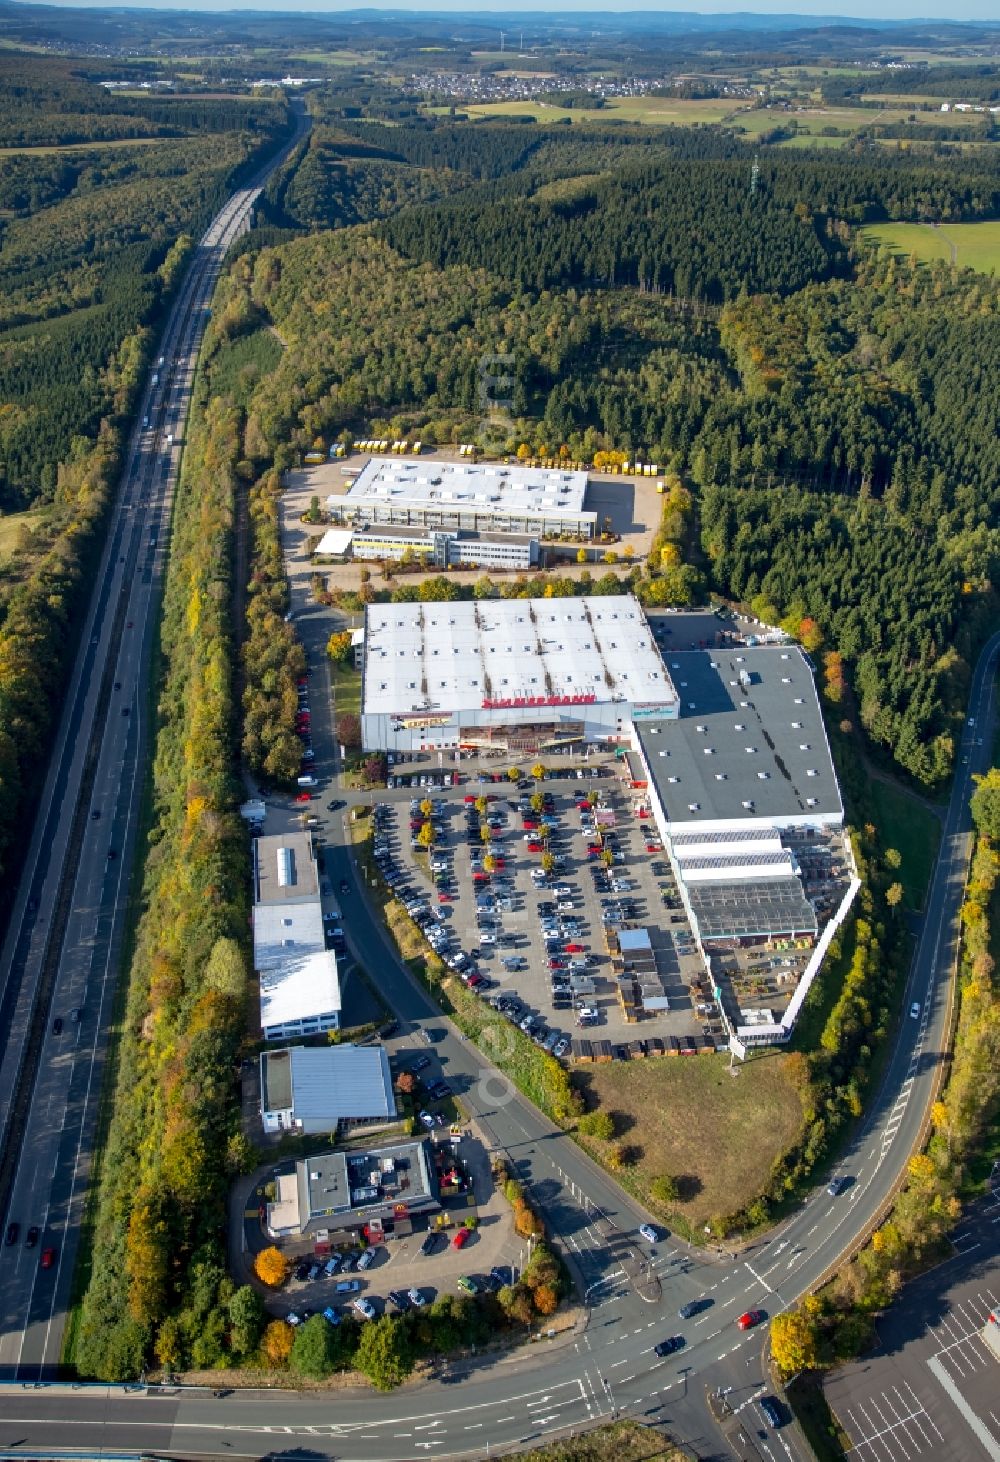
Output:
[
  {"xmin": 0, "ymin": 106, "xmax": 309, "ymax": 1381},
  {"xmin": 0, "ymin": 629, "xmax": 991, "ymax": 1459},
  {"xmin": 0, "ymin": 103, "xmax": 996, "ymax": 1453}
]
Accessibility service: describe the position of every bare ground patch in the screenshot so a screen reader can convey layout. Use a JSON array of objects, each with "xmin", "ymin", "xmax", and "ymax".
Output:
[{"xmin": 576, "ymin": 1051, "xmax": 807, "ymax": 1229}]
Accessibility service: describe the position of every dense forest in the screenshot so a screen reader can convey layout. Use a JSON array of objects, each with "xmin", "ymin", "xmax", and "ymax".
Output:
[
  {"xmin": 223, "ymin": 127, "xmax": 998, "ymax": 786},
  {"xmin": 0, "ymin": 54, "xmax": 292, "ymax": 894}
]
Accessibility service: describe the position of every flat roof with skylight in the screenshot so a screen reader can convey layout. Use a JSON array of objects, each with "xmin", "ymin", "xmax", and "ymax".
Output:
[
  {"xmin": 362, "ymin": 596, "xmax": 679, "ymax": 720},
  {"xmin": 340, "ymin": 457, "xmax": 591, "ymax": 525},
  {"xmin": 636, "ymin": 646, "xmax": 840, "ymax": 828}
]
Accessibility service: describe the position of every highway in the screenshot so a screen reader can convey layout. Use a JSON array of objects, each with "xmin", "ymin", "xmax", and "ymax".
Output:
[
  {"xmin": 0, "ymin": 104, "xmax": 310, "ymax": 1381},
  {"xmin": 0, "ymin": 113, "xmax": 994, "ymax": 1453}
]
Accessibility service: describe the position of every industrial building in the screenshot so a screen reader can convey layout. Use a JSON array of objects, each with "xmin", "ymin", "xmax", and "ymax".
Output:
[
  {"xmin": 253, "ymin": 832, "xmax": 341, "ymax": 1042},
  {"xmin": 327, "ymin": 457, "xmax": 597, "ymax": 541},
  {"xmin": 265, "ymin": 1138, "xmax": 439, "ymax": 1238},
  {"xmin": 629, "ymin": 639, "xmax": 858, "ymax": 1053},
  {"xmin": 318, "ymin": 524, "xmax": 538, "ymax": 570},
  {"xmin": 360, "ymin": 595, "xmax": 679, "ymax": 755},
  {"xmin": 260, "ymin": 1045, "xmax": 396, "ymax": 1135}
]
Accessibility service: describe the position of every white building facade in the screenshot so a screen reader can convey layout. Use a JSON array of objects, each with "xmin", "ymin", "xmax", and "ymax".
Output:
[{"xmin": 360, "ymin": 595, "xmax": 679, "ymax": 756}]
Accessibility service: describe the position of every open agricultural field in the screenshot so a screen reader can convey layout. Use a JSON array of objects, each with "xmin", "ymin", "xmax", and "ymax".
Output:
[
  {"xmin": 576, "ymin": 1052, "xmax": 807, "ymax": 1233},
  {"xmin": 0, "ymin": 136, "xmax": 168, "ymax": 156},
  {"xmin": 861, "ymin": 218, "xmax": 1000, "ymax": 274},
  {"xmin": 458, "ymin": 96, "xmax": 740, "ymax": 127}
]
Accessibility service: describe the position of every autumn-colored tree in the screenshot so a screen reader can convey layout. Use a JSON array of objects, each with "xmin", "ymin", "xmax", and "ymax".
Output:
[
  {"xmin": 419, "ymin": 797, "xmax": 433, "ymax": 819},
  {"xmin": 327, "ymin": 630, "xmax": 353, "ymax": 665},
  {"xmin": 395, "ymin": 1071, "xmax": 417, "ymax": 1095},
  {"xmin": 541, "ymin": 851, "xmax": 555, "ymax": 874},
  {"xmin": 506, "ymin": 767, "xmax": 520, "ymax": 782},
  {"xmin": 513, "ymin": 1199, "xmax": 544, "ymax": 1239},
  {"xmin": 416, "ymin": 820, "xmax": 435, "ymax": 849},
  {"xmin": 335, "ymin": 711, "xmax": 361, "ymax": 748},
  {"xmin": 261, "ymin": 1319, "xmax": 294, "ymax": 1366},
  {"xmin": 885, "ymin": 882, "xmax": 904, "ymax": 908},
  {"xmin": 125, "ymin": 1186, "xmax": 170, "ymax": 1328},
  {"xmin": 532, "ymin": 1284, "xmax": 559, "ymax": 1316},
  {"xmin": 770, "ymin": 1310, "xmax": 820, "ymax": 1375},
  {"xmin": 254, "ymin": 1246, "xmax": 289, "ymax": 1288},
  {"xmin": 531, "ymin": 762, "xmax": 546, "ymax": 781}
]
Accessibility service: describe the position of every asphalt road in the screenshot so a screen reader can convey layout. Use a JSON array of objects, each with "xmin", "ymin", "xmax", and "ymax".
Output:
[
  {"xmin": 824, "ymin": 1177, "xmax": 1000, "ymax": 1461},
  {"xmin": 0, "ymin": 159, "xmax": 994, "ymax": 1458},
  {"xmin": 0, "ymin": 106, "xmax": 310, "ymax": 1381}
]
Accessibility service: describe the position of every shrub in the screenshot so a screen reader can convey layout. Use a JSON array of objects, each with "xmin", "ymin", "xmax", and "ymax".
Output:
[{"xmin": 577, "ymin": 1110, "xmax": 615, "ymax": 1141}]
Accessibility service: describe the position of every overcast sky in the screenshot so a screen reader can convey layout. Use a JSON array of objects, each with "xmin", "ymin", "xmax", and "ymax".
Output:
[{"xmin": 33, "ymin": 0, "xmax": 1000, "ymax": 19}]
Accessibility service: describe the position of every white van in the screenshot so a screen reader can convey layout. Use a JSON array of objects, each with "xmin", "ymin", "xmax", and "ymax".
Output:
[{"xmin": 297, "ymin": 774, "xmax": 317, "ymax": 787}]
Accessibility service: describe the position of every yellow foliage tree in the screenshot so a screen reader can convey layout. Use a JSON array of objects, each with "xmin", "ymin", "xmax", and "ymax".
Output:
[
  {"xmin": 907, "ymin": 1152, "xmax": 936, "ymax": 1185},
  {"xmin": 770, "ymin": 1310, "xmax": 820, "ymax": 1375},
  {"xmin": 261, "ymin": 1319, "xmax": 294, "ymax": 1366},
  {"xmin": 254, "ymin": 1245, "xmax": 289, "ymax": 1288}
]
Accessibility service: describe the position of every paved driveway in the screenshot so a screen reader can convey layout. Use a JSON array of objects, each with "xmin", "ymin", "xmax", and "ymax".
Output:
[{"xmin": 824, "ymin": 1185, "xmax": 1000, "ymax": 1462}]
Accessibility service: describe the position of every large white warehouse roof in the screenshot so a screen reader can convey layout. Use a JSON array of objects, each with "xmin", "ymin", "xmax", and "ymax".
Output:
[
  {"xmin": 362, "ymin": 595, "xmax": 679, "ymax": 719},
  {"xmin": 341, "ymin": 457, "xmax": 591, "ymax": 521}
]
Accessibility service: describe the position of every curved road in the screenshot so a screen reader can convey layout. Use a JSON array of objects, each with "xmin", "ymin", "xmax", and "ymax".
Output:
[{"xmin": 0, "ymin": 192, "xmax": 994, "ymax": 1456}]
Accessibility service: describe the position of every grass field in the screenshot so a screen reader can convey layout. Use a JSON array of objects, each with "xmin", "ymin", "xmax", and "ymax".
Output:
[
  {"xmin": 333, "ymin": 664, "xmax": 362, "ymax": 718},
  {"xmin": 576, "ymin": 1051, "xmax": 806, "ymax": 1233},
  {"xmin": 0, "ymin": 508, "xmax": 44, "ymax": 556},
  {"xmin": 866, "ymin": 778, "xmax": 941, "ymax": 912},
  {"xmin": 459, "ymin": 96, "xmax": 738, "ymax": 127},
  {"xmin": 521, "ymin": 1420, "xmax": 682, "ymax": 1461},
  {"xmin": 0, "ymin": 136, "xmax": 169, "ymax": 156},
  {"xmin": 861, "ymin": 219, "xmax": 1000, "ymax": 275}
]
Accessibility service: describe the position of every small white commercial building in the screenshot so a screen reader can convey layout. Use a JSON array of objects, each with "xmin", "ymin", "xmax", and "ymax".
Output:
[
  {"xmin": 260, "ymin": 1045, "xmax": 396, "ymax": 1134},
  {"xmin": 253, "ymin": 832, "xmax": 341, "ymax": 1041}
]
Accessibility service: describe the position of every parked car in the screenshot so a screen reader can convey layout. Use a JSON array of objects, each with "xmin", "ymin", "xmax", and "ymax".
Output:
[
  {"xmin": 353, "ymin": 1297, "xmax": 376, "ymax": 1320},
  {"xmin": 452, "ymin": 1226, "xmax": 471, "ymax": 1249},
  {"xmin": 457, "ymin": 1275, "xmax": 479, "ymax": 1295},
  {"xmin": 407, "ymin": 1287, "xmax": 427, "ymax": 1307}
]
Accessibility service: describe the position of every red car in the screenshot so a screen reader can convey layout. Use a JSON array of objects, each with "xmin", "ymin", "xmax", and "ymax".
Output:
[
  {"xmin": 40, "ymin": 1247, "xmax": 56, "ymax": 1269},
  {"xmin": 493, "ymin": 856, "xmax": 506, "ymax": 869},
  {"xmin": 464, "ymin": 795, "xmax": 476, "ymax": 804},
  {"xmin": 646, "ymin": 843, "xmax": 662, "ymax": 854},
  {"xmin": 522, "ymin": 818, "xmax": 538, "ymax": 830},
  {"xmin": 548, "ymin": 958, "xmax": 566, "ymax": 970},
  {"xmin": 452, "ymin": 1226, "xmax": 471, "ymax": 1249},
  {"xmin": 437, "ymin": 892, "xmax": 452, "ymax": 903},
  {"xmin": 527, "ymin": 841, "xmax": 542, "ymax": 853},
  {"xmin": 564, "ymin": 942, "xmax": 585, "ymax": 954},
  {"xmin": 737, "ymin": 1310, "xmax": 765, "ymax": 1331},
  {"xmin": 465, "ymin": 974, "xmax": 484, "ymax": 989},
  {"xmin": 295, "ymin": 792, "xmax": 311, "ymax": 804},
  {"xmin": 486, "ymin": 794, "xmax": 498, "ymax": 801}
]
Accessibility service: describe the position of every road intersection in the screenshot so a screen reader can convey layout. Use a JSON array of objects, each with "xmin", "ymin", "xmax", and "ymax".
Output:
[{"xmin": 0, "ymin": 131, "xmax": 995, "ymax": 1456}]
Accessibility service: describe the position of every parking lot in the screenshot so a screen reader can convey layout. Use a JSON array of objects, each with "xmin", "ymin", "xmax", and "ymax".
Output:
[
  {"xmin": 369, "ymin": 774, "xmax": 713, "ymax": 1055},
  {"xmin": 267, "ymin": 1125, "xmax": 527, "ymax": 1329}
]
